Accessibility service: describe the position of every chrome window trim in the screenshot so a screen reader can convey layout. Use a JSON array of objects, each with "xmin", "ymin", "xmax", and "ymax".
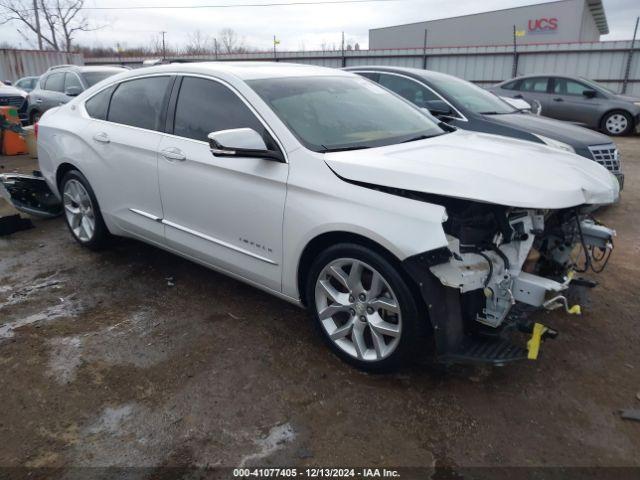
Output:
[
  {"xmin": 80, "ymin": 72, "xmax": 288, "ymax": 163},
  {"xmin": 351, "ymin": 69, "xmax": 468, "ymax": 122}
]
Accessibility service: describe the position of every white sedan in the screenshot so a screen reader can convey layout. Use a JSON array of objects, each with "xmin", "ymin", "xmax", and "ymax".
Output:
[{"xmin": 37, "ymin": 62, "xmax": 618, "ymax": 371}]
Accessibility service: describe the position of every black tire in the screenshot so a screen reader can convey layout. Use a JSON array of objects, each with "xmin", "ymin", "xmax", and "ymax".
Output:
[
  {"xmin": 29, "ymin": 110, "xmax": 41, "ymax": 125},
  {"xmin": 306, "ymin": 242, "xmax": 430, "ymax": 372},
  {"xmin": 59, "ymin": 170, "xmax": 110, "ymax": 250},
  {"xmin": 600, "ymin": 110, "xmax": 633, "ymax": 136}
]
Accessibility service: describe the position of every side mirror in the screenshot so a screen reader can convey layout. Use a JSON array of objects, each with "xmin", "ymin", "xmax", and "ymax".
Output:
[
  {"xmin": 208, "ymin": 128, "xmax": 284, "ymax": 162},
  {"xmin": 3, "ymin": 80, "xmax": 12, "ymax": 86},
  {"xmin": 583, "ymin": 89, "xmax": 597, "ymax": 99},
  {"xmin": 424, "ymin": 99, "xmax": 453, "ymax": 117},
  {"xmin": 65, "ymin": 86, "xmax": 83, "ymax": 97}
]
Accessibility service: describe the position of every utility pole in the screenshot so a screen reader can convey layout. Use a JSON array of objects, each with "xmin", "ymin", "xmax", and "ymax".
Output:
[
  {"xmin": 214, "ymin": 38, "xmax": 218, "ymax": 60},
  {"xmin": 341, "ymin": 31, "xmax": 345, "ymax": 67},
  {"xmin": 622, "ymin": 16, "xmax": 639, "ymax": 94},
  {"xmin": 273, "ymin": 35, "xmax": 277, "ymax": 60},
  {"xmin": 33, "ymin": 0, "xmax": 43, "ymax": 50},
  {"xmin": 512, "ymin": 25, "xmax": 519, "ymax": 78},
  {"xmin": 160, "ymin": 31, "xmax": 167, "ymax": 60},
  {"xmin": 422, "ymin": 29, "xmax": 428, "ymax": 69}
]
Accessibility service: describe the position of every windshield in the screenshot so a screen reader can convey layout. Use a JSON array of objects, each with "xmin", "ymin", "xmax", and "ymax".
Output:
[
  {"xmin": 248, "ymin": 76, "xmax": 444, "ymax": 152},
  {"xmin": 82, "ymin": 71, "xmax": 121, "ymax": 87},
  {"xmin": 428, "ymin": 75, "xmax": 517, "ymax": 115}
]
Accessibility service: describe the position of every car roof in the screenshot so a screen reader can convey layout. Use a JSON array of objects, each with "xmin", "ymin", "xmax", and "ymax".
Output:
[
  {"xmin": 345, "ymin": 65, "xmax": 464, "ymax": 83},
  {"xmin": 45, "ymin": 65, "xmax": 127, "ymax": 74},
  {"xmin": 120, "ymin": 61, "xmax": 353, "ymax": 81}
]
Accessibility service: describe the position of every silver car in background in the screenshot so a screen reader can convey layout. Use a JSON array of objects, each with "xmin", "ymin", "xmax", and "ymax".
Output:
[{"xmin": 491, "ymin": 75, "xmax": 640, "ymax": 136}]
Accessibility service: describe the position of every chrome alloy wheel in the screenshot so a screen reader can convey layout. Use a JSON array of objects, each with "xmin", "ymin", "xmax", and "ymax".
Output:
[
  {"xmin": 314, "ymin": 258, "xmax": 402, "ymax": 361},
  {"xmin": 605, "ymin": 114, "xmax": 628, "ymax": 135},
  {"xmin": 63, "ymin": 179, "xmax": 96, "ymax": 242}
]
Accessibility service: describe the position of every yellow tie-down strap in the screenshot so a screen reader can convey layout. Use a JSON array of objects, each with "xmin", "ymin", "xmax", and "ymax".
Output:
[{"xmin": 527, "ymin": 323, "xmax": 548, "ymax": 360}]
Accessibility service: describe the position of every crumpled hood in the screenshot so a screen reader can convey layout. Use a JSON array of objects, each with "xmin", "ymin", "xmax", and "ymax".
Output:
[{"xmin": 324, "ymin": 130, "xmax": 619, "ymax": 209}]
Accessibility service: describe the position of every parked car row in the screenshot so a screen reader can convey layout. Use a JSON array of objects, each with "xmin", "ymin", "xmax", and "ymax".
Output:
[
  {"xmin": 32, "ymin": 62, "xmax": 619, "ymax": 371},
  {"xmin": 346, "ymin": 67, "xmax": 625, "ymax": 189}
]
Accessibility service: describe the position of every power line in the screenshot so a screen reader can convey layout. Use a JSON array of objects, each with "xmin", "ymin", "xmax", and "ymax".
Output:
[{"xmin": 20, "ymin": 0, "xmax": 406, "ymax": 10}]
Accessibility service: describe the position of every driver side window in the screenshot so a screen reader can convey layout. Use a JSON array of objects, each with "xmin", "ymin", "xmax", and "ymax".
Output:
[{"xmin": 173, "ymin": 76, "xmax": 274, "ymax": 148}]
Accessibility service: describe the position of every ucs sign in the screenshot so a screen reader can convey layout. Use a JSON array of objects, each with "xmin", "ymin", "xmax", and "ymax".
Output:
[{"xmin": 528, "ymin": 17, "xmax": 558, "ymax": 33}]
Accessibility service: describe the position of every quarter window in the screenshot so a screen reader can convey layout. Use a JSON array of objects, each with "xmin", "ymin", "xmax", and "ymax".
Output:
[
  {"xmin": 108, "ymin": 76, "xmax": 171, "ymax": 131},
  {"xmin": 44, "ymin": 72, "xmax": 65, "ymax": 92},
  {"xmin": 173, "ymin": 76, "xmax": 270, "ymax": 144},
  {"xmin": 85, "ymin": 86, "xmax": 114, "ymax": 120},
  {"xmin": 377, "ymin": 73, "xmax": 440, "ymax": 108}
]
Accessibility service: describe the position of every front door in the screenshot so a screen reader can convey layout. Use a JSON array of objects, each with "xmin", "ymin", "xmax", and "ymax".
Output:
[
  {"xmin": 157, "ymin": 76, "xmax": 288, "ymax": 291},
  {"xmin": 546, "ymin": 77, "xmax": 603, "ymax": 125}
]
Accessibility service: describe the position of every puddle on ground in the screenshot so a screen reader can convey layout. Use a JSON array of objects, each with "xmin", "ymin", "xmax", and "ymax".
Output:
[
  {"xmin": 239, "ymin": 423, "xmax": 296, "ymax": 467},
  {"xmin": 0, "ymin": 295, "xmax": 80, "ymax": 339}
]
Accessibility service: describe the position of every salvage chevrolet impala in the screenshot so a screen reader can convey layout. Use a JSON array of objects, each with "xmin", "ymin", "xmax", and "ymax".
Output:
[{"xmin": 36, "ymin": 63, "xmax": 619, "ymax": 371}]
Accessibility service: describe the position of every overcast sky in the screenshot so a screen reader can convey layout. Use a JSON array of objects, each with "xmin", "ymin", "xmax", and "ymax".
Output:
[{"xmin": 1, "ymin": 0, "xmax": 638, "ymax": 52}]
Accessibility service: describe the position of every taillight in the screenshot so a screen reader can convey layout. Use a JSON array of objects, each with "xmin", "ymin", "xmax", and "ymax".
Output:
[{"xmin": 34, "ymin": 122, "xmax": 38, "ymax": 139}]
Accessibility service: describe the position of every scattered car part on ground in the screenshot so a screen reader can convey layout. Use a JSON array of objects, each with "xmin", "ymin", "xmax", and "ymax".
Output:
[
  {"xmin": 490, "ymin": 74, "xmax": 640, "ymax": 136},
  {"xmin": 346, "ymin": 67, "xmax": 624, "ymax": 189},
  {"xmin": 0, "ymin": 172, "xmax": 62, "ymax": 218},
  {"xmin": 26, "ymin": 65, "xmax": 127, "ymax": 124},
  {"xmin": 36, "ymin": 62, "xmax": 619, "ymax": 371},
  {"xmin": 0, "ymin": 213, "xmax": 33, "ymax": 236}
]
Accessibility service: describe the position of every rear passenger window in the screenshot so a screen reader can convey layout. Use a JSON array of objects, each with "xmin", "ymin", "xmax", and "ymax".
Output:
[
  {"xmin": 173, "ymin": 77, "xmax": 270, "ymax": 144},
  {"xmin": 501, "ymin": 80, "xmax": 520, "ymax": 90},
  {"xmin": 108, "ymin": 76, "xmax": 171, "ymax": 131},
  {"xmin": 85, "ymin": 86, "xmax": 114, "ymax": 120},
  {"xmin": 520, "ymin": 77, "xmax": 548, "ymax": 93},
  {"xmin": 45, "ymin": 73, "xmax": 65, "ymax": 92}
]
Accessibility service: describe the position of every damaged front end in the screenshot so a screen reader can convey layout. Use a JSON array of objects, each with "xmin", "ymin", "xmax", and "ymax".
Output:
[
  {"xmin": 404, "ymin": 199, "xmax": 615, "ymax": 365},
  {"xmin": 0, "ymin": 172, "xmax": 62, "ymax": 218}
]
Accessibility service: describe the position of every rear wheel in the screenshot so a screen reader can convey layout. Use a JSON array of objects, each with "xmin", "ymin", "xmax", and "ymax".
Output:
[
  {"xmin": 60, "ymin": 170, "xmax": 109, "ymax": 250},
  {"xmin": 601, "ymin": 110, "xmax": 633, "ymax": 136},
  {"xmin": 306, "ymin": 243, "xmax": 429, "ymax": 372}
]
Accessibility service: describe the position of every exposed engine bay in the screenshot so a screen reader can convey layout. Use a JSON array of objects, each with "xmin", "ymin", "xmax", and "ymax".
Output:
[{"xmin": 423, "ymin": 199, "xmax": 615, "ymax": 361}]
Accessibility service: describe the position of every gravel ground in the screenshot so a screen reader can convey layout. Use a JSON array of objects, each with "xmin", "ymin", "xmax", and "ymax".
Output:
[{"xmin": 0, "ymin": 137, "xmax": 639, "ymax": 477}]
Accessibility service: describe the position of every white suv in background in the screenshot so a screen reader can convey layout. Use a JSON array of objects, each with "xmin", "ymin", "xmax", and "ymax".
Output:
[{"xmin": 37, "ymin": 63, "xmax": 618, "ymax": 371}]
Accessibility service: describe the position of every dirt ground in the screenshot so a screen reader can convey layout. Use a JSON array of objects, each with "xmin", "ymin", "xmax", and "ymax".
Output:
[{"xmin": 1, "ymin": 137, "xmax": 639, "ymax": 478}]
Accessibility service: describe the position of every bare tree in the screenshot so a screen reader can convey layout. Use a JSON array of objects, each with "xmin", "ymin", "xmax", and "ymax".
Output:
[
  {"xmin": 0, "ymin": 0, "xmax": 97, "ymax": 51},
  {"xmin": 185, "ymin": 29, "xmax": 212, "ymax": 55},
  {"xmin": 217, "ymin": 28, "xmax": 245, "ymax": 54}
]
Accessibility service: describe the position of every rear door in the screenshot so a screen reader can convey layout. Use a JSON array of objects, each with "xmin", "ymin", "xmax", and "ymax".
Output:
[
  {"xmin": 547, "ymin": 77, "xmax": 603, "ymax": 125},
  {"xmin": 157, "ymin": 75, "xmax": 288, "ymax": 291},
  {"xmin": 515, "ymin": 77, "xmax": 552, "ymax": 115},
  {"xmin": 83, "ymin": 75, "xmax": 174, "ymax": 245},
  {"xmin": 34, "ymin": 72, "xmax": 68, "ymax": 112}
]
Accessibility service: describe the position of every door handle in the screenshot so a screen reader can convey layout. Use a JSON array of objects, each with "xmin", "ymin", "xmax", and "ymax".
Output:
[
  {"xmin": 35, "ymin": 98, "xmax": 43, "ymax": 103},
  {"xmin": 161, "ymin": 148, "xmax": 186, "ymax": 162},
  {"xmin": 513, "ymin": 94, "xmax": 523, "ymax": 99},
  {"xmin": 553, "ymin": 97, "xmax": 564, "ymax": 102},
  {"xmin": 92, "ymin": 132, "xmax": 110, "ymax": 143}
]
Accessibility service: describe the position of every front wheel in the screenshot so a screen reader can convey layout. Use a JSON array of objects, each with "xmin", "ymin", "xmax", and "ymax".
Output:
[
  {"xmin": 306, "ymin": 243, "xmax": 429, "ymax": 372},
  {"xmin": 60, "ymin": 170, "xmax": 110, "ymax": 250},
  {"xmin": 601, "ymin": 111, "xmax": 633, "ymax": 136}
]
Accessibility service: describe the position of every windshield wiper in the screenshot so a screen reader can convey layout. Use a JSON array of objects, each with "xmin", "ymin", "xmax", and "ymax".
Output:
[
  {"xmin": 400, "ymin": 134, "xmax": 431, "ymax": 143},
  {"xmin": 319, "ymin": 145, "xmax": 370, "ymax": 153}
]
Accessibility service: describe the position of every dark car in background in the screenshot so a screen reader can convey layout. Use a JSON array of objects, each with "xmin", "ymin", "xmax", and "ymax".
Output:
[
  {"xmin": 27, "ymin": 65, "xmax": 126, "ymax": 124},
  {"xmin": 490, "ymin": 74, "xmax": 640, "ymax": 136},
  {"xmin": 346, "ymin": 66, "xmax": 624, "ymax": 188},
  {"xmin": 0, "ymin": 80, "xmax": 28, "ymax": 123},
  {"xmin": 14, "ymin": 76, "xmax": 40, "ymax": 93}
]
